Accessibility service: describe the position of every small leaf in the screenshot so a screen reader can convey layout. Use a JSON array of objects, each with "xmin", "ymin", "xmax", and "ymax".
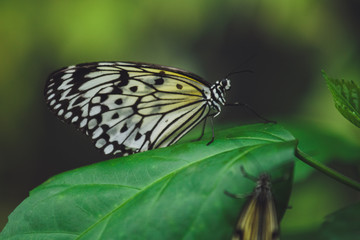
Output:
[
  {"xmin": 323, "ymin": 70, "xmax": 360, "ymax": 128},
  {"xmin": 1, "ymin": 124, "xmax": 296, "ymax": 240}
]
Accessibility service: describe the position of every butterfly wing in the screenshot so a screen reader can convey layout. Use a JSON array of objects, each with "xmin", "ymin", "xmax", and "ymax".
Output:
[
  {"xmin": 44, "ymin": 62, "xmax": 212, "ymax": 155},
  {"xmin": 233, "ymin": 188, "xmax": 279, "ymax": 240}
]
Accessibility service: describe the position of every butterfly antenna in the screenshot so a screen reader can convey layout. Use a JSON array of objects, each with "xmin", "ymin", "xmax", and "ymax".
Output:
[
  {"xmin": 225, "ymin": 53, "xmax": 257, "ymax": 78},
  {"xmin": 225, "ymin": 69, "xmax": 254, "ymax": 79}
]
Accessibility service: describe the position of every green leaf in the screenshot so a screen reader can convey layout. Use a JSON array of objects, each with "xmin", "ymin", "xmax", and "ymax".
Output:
[
  {"xmin": 318, "ymin": 202, "xmax": 360, "ymax": 240},
  {"xmin": 1, "ymin": 124, "xmax": 296, "ymax": 240},
  {"xmin": 323, "ymin": 70, "xmax": 360, "ymax": 128}
]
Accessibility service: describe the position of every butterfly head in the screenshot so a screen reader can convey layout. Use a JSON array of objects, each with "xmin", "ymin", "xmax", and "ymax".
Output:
[
  {"xmin": 256, "ymin": 173, "xmax": 271, "ymax": 192},
  {"xmin": 220, "ymin": 78, "xmax": 231, "ymax": 91}
]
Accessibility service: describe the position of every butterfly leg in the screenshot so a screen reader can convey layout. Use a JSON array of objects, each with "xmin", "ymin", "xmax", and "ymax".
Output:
[
  {"xmin": 240, "ymin": 166, "xmax": 259, "ymax": 182},
  {"xmin": 225, "ymin": 102, "xmax": 276, "ymax": 124},
  {"xmin": 224, "ymin": 190, "xmax": 245, "ymax": 199},
  {"xmin": 206, "ymin": 117, "xmax": 215, "ymax": 145},
  {"xmin": 224, "ymin": 166, "xmax": 255, "ymax": 199}
]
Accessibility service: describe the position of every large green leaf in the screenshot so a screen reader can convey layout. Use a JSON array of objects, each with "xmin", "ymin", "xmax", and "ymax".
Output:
[
  {"xmin": 323, "ymin": 70, "xmax": 360, "ymax": 128},
  {"xmin": 1, "ymin": 124, "xmax": 296, "ymax": 240}
]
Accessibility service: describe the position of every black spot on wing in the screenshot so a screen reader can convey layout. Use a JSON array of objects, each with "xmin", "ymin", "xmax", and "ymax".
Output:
[
  {"xmin": 101, "ymin": 124, "xmax": 110, "ymax": 132},
  {"xmin": 100, "ymin": 94, "xmax": 108, "ymax": 102},
  {"xmin": 120, "ymin": 124, "xmax": 128, "ymax": 133},
  {"xmin": 115, "ymin": 98, "xmax": 123, "ymax": 105},
  {"xmin": 158, "ymin": 71, "xmax": 166, "ymax": 77},
  {"xmin": 130, "ymin": 86, "xmax": 138, "ymax": 92},
  {"xmin": 155, "ymin": 78, "xmax": 164, "ymax": 85},
  {"xmin": 112, "ymin": 113, "xmax": 119, "ymax": 119},
  {"xmin": 135, "ymin": 132, "xmax": 142, "ymax": 141}
]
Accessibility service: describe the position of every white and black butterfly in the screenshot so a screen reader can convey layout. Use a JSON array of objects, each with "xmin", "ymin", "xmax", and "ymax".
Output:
[{"xmin": 44, "ymin": 61, "xmax": 258, "ymax": 156}]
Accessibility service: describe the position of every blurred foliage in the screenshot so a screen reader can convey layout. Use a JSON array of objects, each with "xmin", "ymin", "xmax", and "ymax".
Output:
[
  {"xmin": 281, "ymin": 173, "xmax": 359, "ymax": 237},
  {"xmin": 318, "ymin": 202, "xmax": 360, "ymax": 240},
  {"xmin": 283, "ymin": 201, "xmax": 360, "ymax": 240},
  {"xmin": 1, "ymin": 0, "xmax": 360, "ymax": 237}
]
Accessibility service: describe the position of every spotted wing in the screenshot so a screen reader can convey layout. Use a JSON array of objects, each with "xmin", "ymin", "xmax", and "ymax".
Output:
[{"xmin": 44, "ymin": 62, "xmax": 212, "ymax": 155}]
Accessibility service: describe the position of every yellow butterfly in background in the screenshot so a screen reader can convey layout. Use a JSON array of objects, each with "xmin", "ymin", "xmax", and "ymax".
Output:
[{"xmin": 225, "ymin": 167, "xmax": 279, "ymax": 240}]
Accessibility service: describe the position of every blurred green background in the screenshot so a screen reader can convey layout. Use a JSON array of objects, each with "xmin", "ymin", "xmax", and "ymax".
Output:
[{"xmin": 1, "ymin": 0, "xmax": 359, "ymax": 237}]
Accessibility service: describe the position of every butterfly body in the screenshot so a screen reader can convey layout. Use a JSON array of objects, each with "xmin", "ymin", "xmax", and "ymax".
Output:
[{"xmin": 45, "ymin": 61, "xmax": 231, "ymax": 156}]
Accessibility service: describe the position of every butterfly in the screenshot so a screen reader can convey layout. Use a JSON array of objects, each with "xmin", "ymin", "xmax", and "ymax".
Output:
[
  {"xmin": 44, "ymin": 61, "xmax": 234, "ymax": 156},
  {"xmin": 225, "ymin": 167, "xmax": 279, "ymax": 240}
]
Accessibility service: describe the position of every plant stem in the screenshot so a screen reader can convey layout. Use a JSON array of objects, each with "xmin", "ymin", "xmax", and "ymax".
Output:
[{"xmin": 295, "ymin": 148, "xmax": 360, "ymax": 191}]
